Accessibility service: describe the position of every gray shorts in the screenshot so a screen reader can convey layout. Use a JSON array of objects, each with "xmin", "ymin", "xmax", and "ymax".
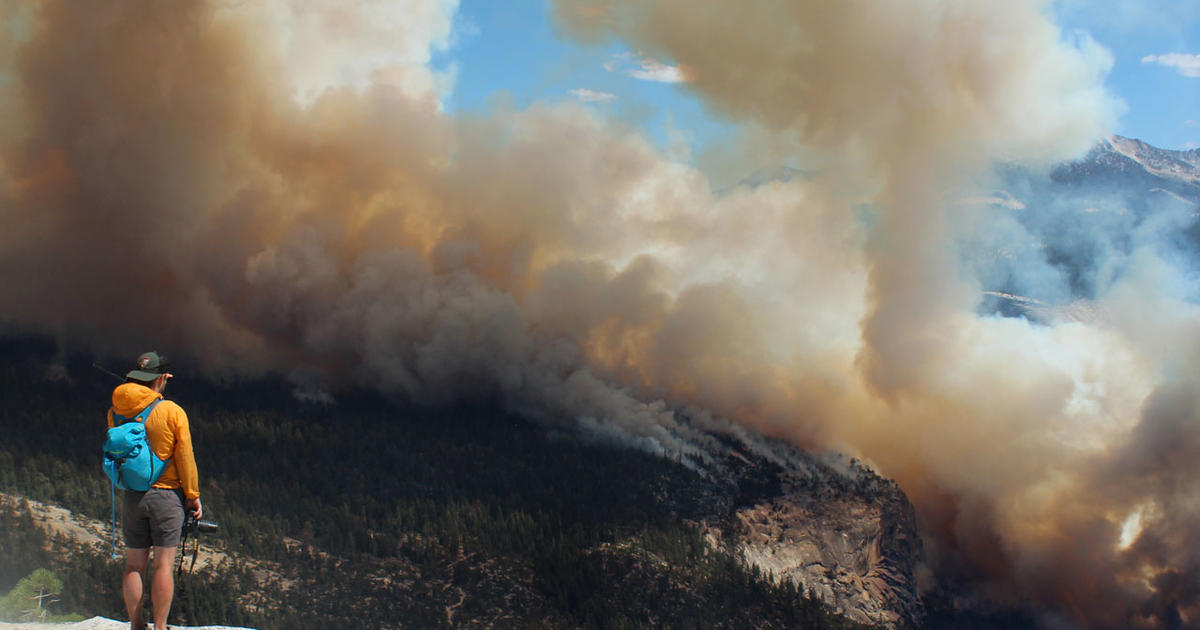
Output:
[{"xmin": 122, "ymin": 488, "xmax": 185, "ymax": 549}]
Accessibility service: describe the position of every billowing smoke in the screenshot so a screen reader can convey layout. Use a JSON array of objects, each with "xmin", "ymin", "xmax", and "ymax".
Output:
[{"xmin": 1, "ymin": 1, "xmax": 1196, "ymax": 627}]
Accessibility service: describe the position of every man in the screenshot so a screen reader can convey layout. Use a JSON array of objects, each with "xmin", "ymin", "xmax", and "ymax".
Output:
[{"xmin": 107, "ymin": 351, "xmax": 201, "ymax": 630}]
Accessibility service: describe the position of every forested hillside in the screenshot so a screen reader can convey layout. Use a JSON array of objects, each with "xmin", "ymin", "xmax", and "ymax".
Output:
[{"xmin": 0, "ymin": 337, "xmax": 877, "ymax": 629}]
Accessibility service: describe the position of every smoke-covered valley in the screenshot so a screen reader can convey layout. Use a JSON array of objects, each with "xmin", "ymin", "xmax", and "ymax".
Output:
[{"xmin": 2, "ymin": 2, "xmax": 1199, "ymax": 628}]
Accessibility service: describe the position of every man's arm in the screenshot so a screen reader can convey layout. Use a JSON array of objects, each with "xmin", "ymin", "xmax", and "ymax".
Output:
[{"xmin": 171, "ymin": 405, "xmax": 202, "ymax": 518}]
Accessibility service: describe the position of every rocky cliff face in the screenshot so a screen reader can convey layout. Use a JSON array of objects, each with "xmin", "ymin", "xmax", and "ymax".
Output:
[
  {"xmin": 686, "ymin": 431, "xmax": 926, "ymax": 628},
  {"xmin": 731, "ymin": 479, "xmax": 923, "ymax": 627}
]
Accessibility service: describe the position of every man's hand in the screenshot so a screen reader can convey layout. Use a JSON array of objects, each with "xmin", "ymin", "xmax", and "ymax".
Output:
[{"xmin": 186, "ymin": 497, "xmax": 203, "ymax": 520}]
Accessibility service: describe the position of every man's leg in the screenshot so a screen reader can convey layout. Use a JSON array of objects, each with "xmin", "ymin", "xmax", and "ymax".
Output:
[
  {"xmin": 150, "ymin": 546, "xmax": 177, "ymax": 630},
  {"xmin": 123, "ymin": 548, "xmax": 150, "ymax": 629}
]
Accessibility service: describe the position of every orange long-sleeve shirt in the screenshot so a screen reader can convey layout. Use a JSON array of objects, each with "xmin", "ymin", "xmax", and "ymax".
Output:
[{"xmin": 107, "ymin": 383, "xmax": 200, "ymax": 500}]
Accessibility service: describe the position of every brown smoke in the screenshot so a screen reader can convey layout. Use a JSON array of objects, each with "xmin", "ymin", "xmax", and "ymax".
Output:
[
  {"xmin": 1, "ymin": 1, "xmax": 1195, "ymax": 627},
  {"xmin": 553, "ymin": 1, "xmax": 1197, "ymax": 627}
]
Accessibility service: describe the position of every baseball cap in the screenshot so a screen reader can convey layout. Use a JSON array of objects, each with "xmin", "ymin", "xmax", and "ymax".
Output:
[{"xmin": 126, "ymin": 351, "xmax": 171, "ymax": 381}]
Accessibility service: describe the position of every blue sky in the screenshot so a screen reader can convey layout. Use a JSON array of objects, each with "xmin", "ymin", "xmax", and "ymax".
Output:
[
  {"xmin": 433, "ymin": 1, "xmax": 739, "ymax": 158},
  {"xmin": 435, "ymin": 1, "xmax": 1199, "ymax": 153},
  {"xmin": 1055, "ymin": 0, "xmax": 1200, "ymax": 150}
]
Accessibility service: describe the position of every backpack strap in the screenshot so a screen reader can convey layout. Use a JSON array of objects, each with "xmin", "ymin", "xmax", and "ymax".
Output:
[
  {"xmin": 109, "ymin": 477, "xmax": 119, "ymax": 559},
  {"xmin": 112, "ymin": 398, "xmax": 163, "ymax": 426}
]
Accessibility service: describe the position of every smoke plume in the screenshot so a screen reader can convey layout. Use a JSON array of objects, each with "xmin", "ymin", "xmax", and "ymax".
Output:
[{"xmin": 2, "ymin": 1, "xmax": 1196, "ymax": 627}]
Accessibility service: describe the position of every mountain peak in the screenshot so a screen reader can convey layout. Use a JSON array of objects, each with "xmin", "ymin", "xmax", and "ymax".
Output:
[{"xmin": 1099, "ymin": 135, "xmax": 1200, "ymax": 183}]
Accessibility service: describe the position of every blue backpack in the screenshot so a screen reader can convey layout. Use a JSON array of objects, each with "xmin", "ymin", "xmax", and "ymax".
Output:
[{"xmin": 103, "ymin": 399, "xmax": 170, "ymax": 492}]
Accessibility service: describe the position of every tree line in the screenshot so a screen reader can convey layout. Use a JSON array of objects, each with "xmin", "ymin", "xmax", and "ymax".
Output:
[{"xmin": 0, "ymin": 337, "xmax": 881, "ymax": 629}]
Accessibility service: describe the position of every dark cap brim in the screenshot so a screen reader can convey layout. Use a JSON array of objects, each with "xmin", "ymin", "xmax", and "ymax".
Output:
[{"xmin": 126, "ymin": 369, "xmax": 163, "ymax": 381}]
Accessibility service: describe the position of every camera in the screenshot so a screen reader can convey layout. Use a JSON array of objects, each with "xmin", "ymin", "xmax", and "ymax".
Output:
[
  {"xmin": 183, "ymin": 513, "xmax": 219, "ymax": 535},
  {"xmin": 176, "ymin": 512, "xmax": 219, "ymax": 577}
]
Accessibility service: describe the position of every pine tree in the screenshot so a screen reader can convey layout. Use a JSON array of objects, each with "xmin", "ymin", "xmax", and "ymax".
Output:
[{"xmin": 0, "ymin": 568, "xmax": 63, "ymax": 622}]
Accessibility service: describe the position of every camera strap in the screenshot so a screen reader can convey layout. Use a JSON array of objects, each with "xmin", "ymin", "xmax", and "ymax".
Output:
[
  {"xmin": 176, "ymin": 521, "xmax": 201, "ymax": 577},
  {"xmin": 188, "ymin": 535, "xmax": 200, "ymax": 573},
  {"xmin": 176, "ymin": 527, "xmax": 189, "ymax": 577}
]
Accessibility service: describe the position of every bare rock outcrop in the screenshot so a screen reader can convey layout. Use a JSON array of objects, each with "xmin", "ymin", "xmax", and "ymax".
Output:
[
  {"xmin": 693, "ymin": 434, "xmax": 925, "ymax": 628},
  {"xmin": 0, "ymin": 617, "xmax": 254, "ymax": 630},
  {"xmin": 734, "ymin": 484, "xmax": 923, "ymax": 627}
]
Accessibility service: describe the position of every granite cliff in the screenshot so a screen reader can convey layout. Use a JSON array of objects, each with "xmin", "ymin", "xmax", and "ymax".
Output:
[{"xmin": 687, "ymin": 433, "xmax": 925, "ymax": 628}]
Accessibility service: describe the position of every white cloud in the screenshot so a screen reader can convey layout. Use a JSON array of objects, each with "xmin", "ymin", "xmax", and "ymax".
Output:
[
  {"xmin": 570, "ymin": 88, "xmax": 617, "ymax": 103},
  {"xmin": 629, "ymin": 58, "xmax": 686, "ymax": 83},
  {"xmin": 605, "ymin": 52, "xmax": 688, "ymax": 83},
  {"xmin": 1141, "ymin": 53, "xmax": 1200, "ymax": 77}
]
